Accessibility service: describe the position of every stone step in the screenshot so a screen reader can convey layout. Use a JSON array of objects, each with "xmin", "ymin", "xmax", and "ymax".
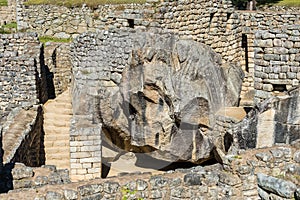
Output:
[
  {"xmin": 45, "ymin": 146, "xmax": 70, "ymax": 154},
  {"xmin": 46, "ymin": 153, "xmax": 70, "ymax": 160},
  {"xmin": 44, "ymin": 113, "xmax": 72, "ymax": 123},
  {"xmin": 44, "ymin": 140, "xmax": 69, "ymax": 148},
  {"xmin": 44, "ymin": 126, "xmax": 70, "ymax": 133},
  {"xmin": 43, "ymin": 105, "xmax": 72, "ymax": 114},
  {"xmin": 43, "ymin": 89, "xmax": 71, "ymax": 170},
  {"xmin": 44, "ymin": 134, "xmax": 70, "ymax": 141},
  {"xmin": 44, "ymin": 102, "xmax": 72, "ymax": 111},
  {"xmin": 44, "ymin": 119, "xmax": 70, "ymax": 127}
]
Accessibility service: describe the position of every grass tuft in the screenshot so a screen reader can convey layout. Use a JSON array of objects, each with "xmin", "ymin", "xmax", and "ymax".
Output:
[
  {"xmin": 0, "ymin": 0, "xmax": 7, "ymax": 6},
  {"xmin": 0, "ymin": 22, "xmax": 17, "ymax": 34},
  {"xmin": 39, "ymin": 36, "xmax": 73, "ymax": 44},
  {"xmin": 25, "ymin": 0, "xmax": 146, "ymax": 8}
]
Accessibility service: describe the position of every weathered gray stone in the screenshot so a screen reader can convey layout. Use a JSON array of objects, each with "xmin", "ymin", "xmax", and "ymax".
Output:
[
  {"xmin": 256, "ymin": 152, "xmax": 272, "ymax": 162},
  {"xmin": 149, "ymin": 176, "xmax": 169, "ymax": 188},
  {"xmin": 71, "ymin": 30, "xmax": 244, "ymax": 165},
  {"xmin": 136, "ymin": 179, "xmax": 148, "ymax": 191},
  {"xmin": 45, "ymin": 191, "xmax": 63, "ymax": 200},
  {"xmin": 103, "ymin": 182, "xmax": 119, "ymax": 194},
  {"xmin": 258, "ymin": 187, "xmax": 269, "ymax": 200},
  {"xmin": 219, "ymin": 172, "xmax": 241, "ymax": 186},
  {"xmin": 257, "ymin": 173, "xmax": 297, "ymax": 198},
  {"xmin": 183, "ymin": 173, "xmax": 202, "ymax": 186},
  {"xmin": 78, "ymin": 184, "xmax": 103, "ymax": 196},
  {"xmin": 34, "ymin": 176, "xmax": 48, "ymax": 186},
  {"xmin": 64, "ymin": 189, "xmax": 78, "ymax": 200},
  {"xmin": 12, "ymin": 163, "xmax": 33, "ymax": 180},
  {"xmin": 296, "ymin": 188, "xmax": 300, "ymax": 200},
  {"xmin": 294, "ymin": 151, "xmax": 300, "ymax": 163}
]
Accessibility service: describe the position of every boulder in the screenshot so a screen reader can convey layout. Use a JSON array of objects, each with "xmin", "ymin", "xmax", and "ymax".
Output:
[{"xmin": 71, "ymin": 30, "xmax": 244, "ymax": 166}]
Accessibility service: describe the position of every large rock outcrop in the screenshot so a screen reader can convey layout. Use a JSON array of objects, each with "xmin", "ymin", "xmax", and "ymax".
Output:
[
  {"xmin": 71, "ymin": 29, "xmax": 244, "ymax": 166},
  {"xmin": 230, "ymin": 87, "xmax": 300, "ymax": 151}
]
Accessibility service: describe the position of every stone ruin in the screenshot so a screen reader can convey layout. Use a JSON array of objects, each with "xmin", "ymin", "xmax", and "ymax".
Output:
[{"xmin": 0, "ymin": 0, "xmax": 299, "ymax": 199}]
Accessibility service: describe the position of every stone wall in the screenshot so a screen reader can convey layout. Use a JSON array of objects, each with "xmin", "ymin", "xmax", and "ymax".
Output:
[
  {"xmin": 0, "ymin": 0, "xmax": 16, "ymax": 25},
  {"xmin": 0, "ymin": 33, "xmax": 43, "ymax": 121},
  {"xmin": 11, "ymin": 106, "xmax": 45, "ymax": 167},
  {"xmin": 69, "ymin": 28, "xmax": 138, "ymax": 180},
  {"xmin": 0, "ymin": 145, "xmax": 299, "ymax": 199},
  {"xmin": 238, "ymin": 11, "xmax": 300, "ymax": 104},
  {"xmin": 253, "ymin": 25, "xmax": 300, "ymax": 102},
  {"xmin": 15, "ymin": 0, "xmax": 300, "ymax": 105},
  {"xmin": 44, "ymin": 42, "xmax": 72, "ymax": 97},
  {"xmin": 16, "ymin": 2, "xmax": 157, "ymax": 38}
]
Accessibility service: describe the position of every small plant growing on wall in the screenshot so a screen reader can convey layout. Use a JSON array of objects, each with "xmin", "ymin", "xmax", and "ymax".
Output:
[{"xmin": 121, "ymin": 186, "xmax": 144, "ymax": 200}]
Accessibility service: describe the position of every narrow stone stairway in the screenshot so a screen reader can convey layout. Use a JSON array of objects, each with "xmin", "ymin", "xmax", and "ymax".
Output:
[{"xmin": 43, "ymin": 89, "xmax": 72, "ymax": 170}]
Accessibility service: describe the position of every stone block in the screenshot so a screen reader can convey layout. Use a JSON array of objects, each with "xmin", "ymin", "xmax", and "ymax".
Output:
[
  {"xmin": 46, "ymin": 191, "xmax": 63, "ymax": 200},
  {"xmin": 264, "ymin": 54, "xmax": 280, "ymax": 61},
  {"xmin": 273, "ymin": 39, "xmax": 282, "ymax": 47},
  {"xmin": 103, "ymin": 182, "xmax": 119, "ymax": 194},
  {"xmin": 283, "ymin": 40, "xmax": 294, "ymax": 48},
  {"xmin": 64, "ymin": 189, "xmax": 78, "ymax": 200},
  {"xmin": 183, "ymin": 173, "xmax": 202, "ymax": 186},
  {"xmin": 12, "ymin": 163, "xmax": 34, "ymax": 180},
  {"xmin": 263, "ymin": 84, "xmax": 273, "ymax": 92},
  {"xmin": 257, "ymin": 173, "xmax": 297, "ymax": 198},
  {"xmin": 78, "ymin": 184, "xmax": 103, "ymax": 197},
  {"xmin": 149, "ymin": 176, "xmax": 169, "ymax": 188},
  {"xmin": 219, "ymin": 172, "xmax": 241, "ymax": 186}
]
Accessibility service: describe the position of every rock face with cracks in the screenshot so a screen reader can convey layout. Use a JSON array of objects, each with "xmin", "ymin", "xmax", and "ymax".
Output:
[{"xmin": 71, "ymin": 30, "xmax": 244, "ymax": 166}]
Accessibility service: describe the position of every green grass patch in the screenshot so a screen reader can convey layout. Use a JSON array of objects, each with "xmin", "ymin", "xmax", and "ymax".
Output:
[
  {"xmin": 0, "ymin": 0, "xmax": 8, "ymax": 6},
  {"xmin": 274, "ymin": 0, "xmax": 300, "ymax": 7},
  {"xmin": 25, "ymin": 0, "xmax": 146, "ymax": 8},
  {"xmin": 0, "ymin": 22, "xmax": 17, "ymax": 34},
  {"xmin": 39, "ymin": 36, "xmax": 73, "ymax": 44},
  {"xmin": 3, "ymin": 22, "xmax": 17, "ymax": 29}
]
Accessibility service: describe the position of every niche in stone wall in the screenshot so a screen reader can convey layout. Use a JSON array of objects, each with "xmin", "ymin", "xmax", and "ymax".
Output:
[
  {"xmin": 226, "ymin": 13, "xmax": 231, "ymax": 21},
  {"xmin": 127, "ymin": 19, "xmax": 134, "ymax": 28},
  {"xmin": 272, "ymin": 84, "xmax": 287, "ymax": 93}
]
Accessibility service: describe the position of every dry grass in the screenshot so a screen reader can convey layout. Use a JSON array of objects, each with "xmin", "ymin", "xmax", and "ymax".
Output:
[
  {"xmin": 25, "ymin": 0, "xmax": 146, "ymax": 7},
  {"xmin": 275, "ymin": 0, "xmax": 300, "ymax": 7}
]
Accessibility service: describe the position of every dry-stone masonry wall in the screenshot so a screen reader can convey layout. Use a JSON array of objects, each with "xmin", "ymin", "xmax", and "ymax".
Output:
[
  {"xmin": 70, "ymin": 28, "xmax": 137, "ymax": 180},
  {"xmin": 0, "ymin": 0, "xmax": 16, "ymax": 25},
  {"xmin": 0, "ymin": 145, "xmax": 299, "ymax": 199},
  {"xmin": 44, "ymin": 42, "xmax": 72, "ymax": 97},
  {"xmin": 238, "ymin": 11, "xmax": 300, "ymax": 104},
  {"xmin": 16, "ymin": 1, "xmax": 157, "ymax": 39},
  {"xmin": 11, "ymin": 106, "xmax": 45, "ymax": 167},
  {"xmin": 0, "ymin": 33, "xmax": 43, "ymax": 122},
  {"xmin": 253, "ymin": 25, "xmax": 300, "ymax": 102},
  {"xmin": 15, "ymin": 0, "xmax": 300, "ymax": 105}
]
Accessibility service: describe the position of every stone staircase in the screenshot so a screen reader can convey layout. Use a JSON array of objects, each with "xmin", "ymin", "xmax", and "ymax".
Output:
[{"xmin": 43, "ymin": 89, "xmax": 72, "ymax": 170}]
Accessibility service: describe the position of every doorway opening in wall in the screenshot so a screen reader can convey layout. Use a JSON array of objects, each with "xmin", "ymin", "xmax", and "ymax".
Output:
[
  {"xmin": 127, "ymin": 19, "xmax": 134, "ymax": 28},
  {"xmin": 242, "ymin": 34, "xmax": 249, "ymax": 73}
]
